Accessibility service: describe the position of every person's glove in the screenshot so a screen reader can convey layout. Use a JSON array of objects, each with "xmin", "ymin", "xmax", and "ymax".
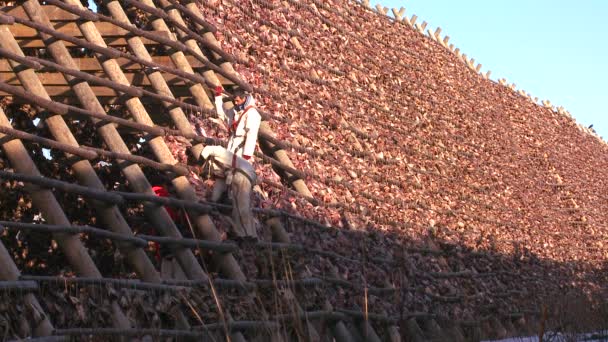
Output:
[{"xmin": 214, "ymin": 85, "xmax": 223, "ymax": 97}]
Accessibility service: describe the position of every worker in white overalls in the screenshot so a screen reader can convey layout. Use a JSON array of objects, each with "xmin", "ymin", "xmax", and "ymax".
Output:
[{"xmin": 201, "ymin": 86, "xmax": 261, "ymax": 241}]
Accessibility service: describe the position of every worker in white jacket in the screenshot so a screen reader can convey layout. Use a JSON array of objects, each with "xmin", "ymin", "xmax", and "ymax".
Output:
[{"xmin": 201, "ymin": 86, "xmax": 261, "ymax": 240}]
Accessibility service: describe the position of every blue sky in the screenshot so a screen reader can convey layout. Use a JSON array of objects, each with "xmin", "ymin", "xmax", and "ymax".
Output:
[{"xmin": 371, "ymin": 0, "xmax": 607, "ymax": 139}]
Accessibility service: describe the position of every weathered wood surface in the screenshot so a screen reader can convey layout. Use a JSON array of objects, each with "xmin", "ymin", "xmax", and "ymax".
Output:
[
  {"xmin": 0, "ymin": 56, "xmax": 211, "ymax": 72},
  {"xmin": 0, "ymin": 84, "xmax": 191, "ymax": 97},
  {"xmin": 2, "ymin": 5, "xmax": 79, "ymax": 21},
  {"xmin": 9, "ymin": 22, "xmax": 128, "ymax": 38},
  {"xmin": 14, "ymin": 36, "xmax": 166, "ymax": 48}
]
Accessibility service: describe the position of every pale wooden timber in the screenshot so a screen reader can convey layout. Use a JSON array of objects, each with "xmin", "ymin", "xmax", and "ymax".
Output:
[
  {"xmin": 15, "ymin": 36, "xmax": 167, "ymax": 48},
  {"xmin": 2, "ymin": 5, "xmax": 78, "ymax": 21},
  {"xmin": 9, "ymin": 22, "xmax": 128, "ymax": 38},
  {"xmin": 20, "ymin": 0, "xmax": 206, "ymax": 281},
  {"xmin": 0, "ymin": 55, "xmax": 227, "ymax": 72},
  {"xmin": 0, "ymin": 104, "xmax": 131, "ymax": 330},
  {"xmin": 102, "ymin": 0, "xmax": 247, "ymax": 283},
  {"xmin": 0, "ymin": 3, "xmax": 170, "ymax": 320}
]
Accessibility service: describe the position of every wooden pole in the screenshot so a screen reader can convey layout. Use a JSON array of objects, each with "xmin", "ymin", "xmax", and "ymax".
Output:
[
  {"xmin": 0, "ymin": 124, "xmax": 188, "ymax": 175},
  {"xmin": 0, "ymin": 20, "xmax": 197, "ymax": 333},
  {"xmin": 0, "ymin": 21, "xmax": 162, "ymax": 284},
  {"xmin": 20, "ymin": 0, "xmax": 206, "ymax": 281},
  {"xmin": 0, "ymin": 241, "xmax": 54, "ymax": 336},
  {"xmin": 0, "ymin": 105, "xmax": 131, "ymax": 330},
  {"xmin": 168, "ymin": 1, "xmax": 316, "ymax": 198},
  {"xmin": 258, "ymin": 122, "xmax": 314, "ymax": 198},
  {"xmin": 100, "ymin": 0, "xmax": 246, "ymax": 282}
]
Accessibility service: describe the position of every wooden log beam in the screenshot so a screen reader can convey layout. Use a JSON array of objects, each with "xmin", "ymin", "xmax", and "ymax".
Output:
[
  {"xmin": 167, "ymin": 0, "xmax": 217, "ymax": 32},
  {"xmin": 0, "ymin": 280, "xmax": 39, "ymax": 291},
  {"xmin": 0, "ymin": 242, "xmax": 54, "ymax": 337},
  {"xmin": 126, "ymin": 0, "xmax": 232, "ymax": 65},
  {"xmin": 15, "ymin": 36, "xmax": 164, "ymax": 48},
  {"xmin": 16, "ymin": 337, "xmax": 70, "ymax": 342},
  {"xmin": 9, "ymin": 22, "xmax": 128, "ymax": 38},
  {"xmin": 0, "ymin": 170, "xmax": 218, "ymax": 217},
  {"xmin": 0, "ymin": 20, "xmax": 164, "ymax": 293},
  {"xmin": 0, "ymin": 169, "xmax": 122, "ymax": 204},
  {"xmin": 0, "ymin": 71, "xmax": 233, "ymax": 87},
  {"xmin": 0, "ymin": 160, "xmax": 358, "ymax": 239},
  {"xmin": 19, "ymin": 276, "xmax": 188, "ymax": 292},
  {"xmin": 54, "ymin": 324, "xmax": 281, "ymax": 338},
  {"xmin": 0, "ymin": 47, "xmax": 218, "ymax": 117},
  {"xmin": 258, "ymin": 122, "xmax": 314, "ymax": 198},
  {"xmin": 1, "ymin": 5, "xmax": 79, "ymax": 21},
  {"xmin": 0, "ymin": 84, "xmax": 193, "ymax": 98},
  {"xmin": 0, "ymin": 102, "xmax": 131, "ymax": 330},
  {"xmin": 137, "ymin": 235, "xmax": 237, "ymax": 253},
  {"xmin": 43, "ymin": 0, "xmax": 249, "ymax": 91},
  {"xmin": 328, "ymin": 310, "xmax": 356, "ymax": 342},
  {"xmin": 0, "ymin": 80, "xmax": 171, "ymax": 136},
  {"xmin": 0, "ymin": 125, "xmax": 97, "ymax": 159},
  {"xmin": 0, "ymin": 56, "xmax": 232, "ymax": 74},
  {"xmin": 20, "ymin": 0, "xmax": 207, "ymax": 282},
  {"xmin": 0, "ymin": 125, "xmax": 189, "ymax": 176},
  {"xmin": 96, "ymin": 0, "xmax": 248, "ymax": 283},
  {"xmin": 0, "ymin": 221, "xmax": 148, "ymax": 248},
  {"xmin": 125, "ymin": 0, "xmax": 215, "ymax": 156},
  {"xmin": 3, "ymin": 12, "xmax": 214, "ymax": 90},
  {"xmin": 94, "ymin": 0, "xmax": 197, "ymax": 184}
]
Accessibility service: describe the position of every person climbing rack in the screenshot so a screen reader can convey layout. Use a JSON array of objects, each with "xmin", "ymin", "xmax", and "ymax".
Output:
[{"xmin": 200, "ymin": 85, "xmax": 261, "ymax": 241}]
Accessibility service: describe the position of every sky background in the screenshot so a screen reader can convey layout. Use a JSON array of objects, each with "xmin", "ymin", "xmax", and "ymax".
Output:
[{"xmin": 371, "ymin": 0, "xmax": 607, "ymax": 140}]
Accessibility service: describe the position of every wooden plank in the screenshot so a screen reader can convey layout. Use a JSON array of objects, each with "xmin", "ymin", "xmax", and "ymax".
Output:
[
  {"xmin": 9, "ymin": 22, "xmax": 129, "ymax": 38},
  {"xmin": 1, "ymin": 5, "xmax": 79, "ymax": 22},
  {"xmin": 0, "ymin": 56, "xmax": 216, "ymax": 72},
  {"xmin": 0, "ymin": 71, "xmax": 189, "ymax": 86},
  {"xmin": 0, "ymin": 85, "xmax": 194, "ymax": 98},
  {"xmin": 0, "ymin": 70, "xmax": 232, "ymax": 86},
  {"xmin": 0, "ymin": 57, "xmax": 234, "ymax": 84},
  {"xmin": 7, "ymin": 94, "xmax": 188, "ymax": 106},
  {"xmin": 14, "ymin": 36, "xmax": 163, "ymax": 48}
]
